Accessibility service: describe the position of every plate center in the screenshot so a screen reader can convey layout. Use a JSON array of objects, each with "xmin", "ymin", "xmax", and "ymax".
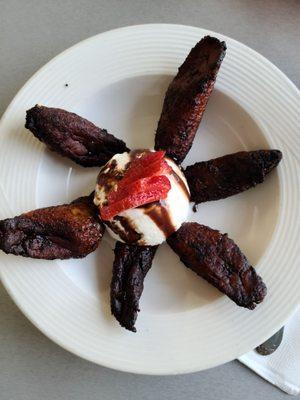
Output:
[{"xmin": 36, "ymin": 74, "xmax": 280, "ymax": 314}]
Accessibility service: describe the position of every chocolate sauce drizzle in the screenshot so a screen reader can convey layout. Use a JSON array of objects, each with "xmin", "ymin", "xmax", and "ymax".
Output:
[
  {"xmin": 143, "ymin": 200, "xmax": 175, "ymax": 239},
  {"xmin": 106, "ymin": 216, "xmax": 141, "ymax": 244}
]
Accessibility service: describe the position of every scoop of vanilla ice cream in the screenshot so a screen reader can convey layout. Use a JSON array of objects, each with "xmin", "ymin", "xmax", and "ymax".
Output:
[{"xmin": 94, "ymin": 151, "xmax": 190, "ymax": 246}]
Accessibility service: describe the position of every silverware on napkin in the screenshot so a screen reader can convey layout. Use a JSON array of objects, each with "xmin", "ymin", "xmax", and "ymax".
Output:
[{"xmin": 255, "ymin": 327, "xmax": 284, "ymax": 356}]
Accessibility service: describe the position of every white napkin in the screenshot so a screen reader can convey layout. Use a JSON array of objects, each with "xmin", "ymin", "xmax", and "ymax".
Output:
[{"xmin": 239, "ymin": 308, "xmax": 300, "ymax": 395}]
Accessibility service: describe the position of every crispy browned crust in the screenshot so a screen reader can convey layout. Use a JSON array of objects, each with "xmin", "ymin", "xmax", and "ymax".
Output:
[
  {"xmin": 185, "ymin": 150, "xmax": 282, "ymax": 206},
  {"xmin": 155, "ymin": 36, "xmax": 226, "ymax": 163},
  {"xmin": 25, "ymin": 105, "xmax": 129, "ymax": 167},
  {"xmin": 167, "ymin": 222, "xmax": 267, "ymax": 309},
  {"xmin": 111, "ymin": 242, "xmax": 157, "ymax": 332},
  {"xmin": 0, "ymin": 194, "xmax": 105, "ymax": 259}
]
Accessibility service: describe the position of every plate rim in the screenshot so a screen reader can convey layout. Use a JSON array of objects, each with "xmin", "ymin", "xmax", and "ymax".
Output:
[{"xmin": 1, "ymin": 23, "xmax": 300, "ymax": 129}]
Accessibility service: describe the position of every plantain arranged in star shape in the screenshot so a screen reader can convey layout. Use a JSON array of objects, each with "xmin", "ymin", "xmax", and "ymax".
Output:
[{"xmin": 0, "ymin": 36, "xmax": 281, "ymax": 332}]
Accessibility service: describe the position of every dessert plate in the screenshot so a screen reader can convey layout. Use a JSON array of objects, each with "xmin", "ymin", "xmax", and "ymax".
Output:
[{"xmin": 0, "ymin": 24, "xmax": 299, "ymax": 374}]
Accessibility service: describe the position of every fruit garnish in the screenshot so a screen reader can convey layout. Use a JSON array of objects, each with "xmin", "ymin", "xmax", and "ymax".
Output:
[
  {"xmin": 108, "ymin": 151, "xmax": 171, "ymax": 202},
  {"xmin": 113, "ymin": 150, "xmax": 171, "ymax": 190},
  {"xmin": 101, "ymin": 175, "xmax": 171, "ymax": 220},
  {"xmin": 100, "ymin": 151, "xmax": 172, "ymax": 220},
  {"xmin": 123, "ymin": 150, "xmax": 166, "ymax": 181}
]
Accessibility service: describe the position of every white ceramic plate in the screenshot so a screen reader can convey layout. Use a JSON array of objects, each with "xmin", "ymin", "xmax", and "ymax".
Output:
[{"xmin": 0, "ymin": 24, "xmax": 299, "ymax": 375}]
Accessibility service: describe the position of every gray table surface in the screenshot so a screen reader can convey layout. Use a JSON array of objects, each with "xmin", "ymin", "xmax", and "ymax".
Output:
[{"xmin": 1, "ymin": 1, "xmax": 299, "ymax": 399}]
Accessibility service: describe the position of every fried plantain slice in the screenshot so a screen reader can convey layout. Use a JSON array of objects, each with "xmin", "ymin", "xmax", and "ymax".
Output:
[
  {"xmin": 185, "ymin": 150, "xmax": 282, "ymax": 206},
  {"xmin": 26, "ymin": 105, "xmax": 129, "ymax": 167},
  {"xmin": 111, "ymin": 241, "xmax": 157, "ymax": 332},
  {"xmin": 167, "ymin": 222, "xmax": 267, "ymax": 309},
  {"xmin": 155, "ymin": 36, "xmax": 226, "ymax": 163},
  {"xmin": 0, "ymin": 194, "xmax": 104, "ymax": 259}
]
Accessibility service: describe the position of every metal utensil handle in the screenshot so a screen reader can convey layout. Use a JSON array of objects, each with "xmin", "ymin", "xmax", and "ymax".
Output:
[{"xmin": 255, "ymin": 327, "xmax": 284, "ymax": 356}]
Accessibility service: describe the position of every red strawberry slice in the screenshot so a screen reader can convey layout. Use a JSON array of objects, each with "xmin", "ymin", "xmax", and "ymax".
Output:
[
  {"xmin": 99, "ymin": 150, "xmax": 173, "ymax": 220},
  {"xmin": 121, "ymin": 150, "xmax": 170, "ymax": 184},
  {"xmin": 100, "ymin": 175, "xmax": 171, "ymax": 221},
  {"xmin": 109, "ymin": 160, "xmax": 171, "ymax": 201},
  {"xmin": 109, "ymin": 150, "xmax": 172, "ymax": 202},
  {"xmin": 126, "ymin": 150, "xmax": 165, "ymax": 174},
  {"xmin": 109, "ymin": 177, "xmax": 155, "ymax": 203}
]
